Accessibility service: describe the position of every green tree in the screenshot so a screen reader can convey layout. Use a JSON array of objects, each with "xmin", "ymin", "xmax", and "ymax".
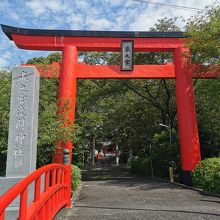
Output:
[
  {"xmin": 0, "ymin": 72, "xmax": 11, "ymax": 175},
  {"xmin": 27, "ymin": 52, "xmax": 61, "ymax": 64},
  {"xmin": 186, "ymin": 5, "xmax": 220, "ymax": 66},
  {"xmin": 186, "ymin": 4, "xmax": 220, "ymax": 158}
]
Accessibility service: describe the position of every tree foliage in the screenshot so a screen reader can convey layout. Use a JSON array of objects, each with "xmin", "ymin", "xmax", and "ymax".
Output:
[
  {"xmin": 0, "ymin": 72, "xmax": 11, "ymax": 175},
  {"xmin": 186, "ymin": 5, "xmax": 220, "ymax": 66},
  {"xmin": 187, "ymin": 4, "xmax": 220, "ymax": 158}
]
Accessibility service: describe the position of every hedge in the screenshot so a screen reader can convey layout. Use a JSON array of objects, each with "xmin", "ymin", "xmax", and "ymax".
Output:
[
  {"xmin": 192, "ymin": 158, "xmax": 220, "ymax": 193},
  {"xmin": 131, "ymin": 157, "xmax": 151, "ymax": 176},
  {"xmin": 71, "ymin": 165, "xmax": 82, "ymax": 192}
]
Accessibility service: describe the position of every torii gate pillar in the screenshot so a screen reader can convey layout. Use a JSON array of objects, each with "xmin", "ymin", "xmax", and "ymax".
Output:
[
  {"xmin": 52, "ymin": 46, "xmax": 77, "ymax": 163},
  {"xmin": 174, "ymin": 47, "xmax": 201, "ymax": 184}
]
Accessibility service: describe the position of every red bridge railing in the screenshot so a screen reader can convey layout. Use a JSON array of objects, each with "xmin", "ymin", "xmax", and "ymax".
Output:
[{"xmin": 0, "ymin": 163, "xmax": 71, "ymax": 220}]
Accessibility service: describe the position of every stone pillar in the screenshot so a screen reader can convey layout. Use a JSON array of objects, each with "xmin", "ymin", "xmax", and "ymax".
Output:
[
  {"xmin": 6, "ymin": 67, "xmax": 39, "ymax": 176},
  {"xmin": 0, "ymin": 66, "xmax": 40, "ymax": 219}
]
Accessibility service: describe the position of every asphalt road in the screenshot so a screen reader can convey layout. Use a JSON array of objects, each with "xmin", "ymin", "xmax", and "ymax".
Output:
[{"xmin": 55, "ymin": 165, "xmax": 220, "ymax": 220}]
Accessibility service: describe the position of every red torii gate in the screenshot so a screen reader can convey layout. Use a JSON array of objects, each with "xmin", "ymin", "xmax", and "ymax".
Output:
[{"xmin": 1, "ymin": 24, "xmax": 218, "ymax": 183}]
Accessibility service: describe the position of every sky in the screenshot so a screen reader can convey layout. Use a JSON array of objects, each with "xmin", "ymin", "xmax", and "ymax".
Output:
[{"xmin": 0, "ymin": 0, "xmax": 218, "ymax": 69}]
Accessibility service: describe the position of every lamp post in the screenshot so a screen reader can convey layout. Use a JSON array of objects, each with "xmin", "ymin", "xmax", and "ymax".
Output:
[
  {"xmin": 92, "ymin": 124, "xmax": 102, "ymax": 166},
  {"xmin": 92, "ymin": 133, "xmax": 96, "ymax": 166},
  {"xmin": 85, "ymin": 124, "xmax": 102, "ymax": 166},
  {"xmin": 113, "ymin": 128, "xmax": 120, "ymax": 166},
  {"xmin": 159, "ymin": 122, "xmax": 174, "ymax": 182},
  {"xmin": 149, "ymin": 144, "xmax": 154, "ymax": 177},
  {"xmin": 159, "ymin": 122, "xmax": 172, "ymax": 148}
]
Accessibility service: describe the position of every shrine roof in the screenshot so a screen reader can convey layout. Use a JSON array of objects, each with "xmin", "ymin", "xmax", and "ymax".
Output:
[{"xmin": 1, "ymin": 24, "xmax": 186, "ymax": 40}]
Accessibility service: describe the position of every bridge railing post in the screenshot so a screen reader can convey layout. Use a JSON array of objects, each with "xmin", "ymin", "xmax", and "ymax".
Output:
[{"xmin": 63, "ymin": 148, "xmax": 71, "ymax": 208}]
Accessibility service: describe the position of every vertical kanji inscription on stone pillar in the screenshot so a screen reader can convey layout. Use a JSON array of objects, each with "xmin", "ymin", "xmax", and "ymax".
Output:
[{"xmin": 6, "ymin": 66, "xmax": 40, "ymax": 177}]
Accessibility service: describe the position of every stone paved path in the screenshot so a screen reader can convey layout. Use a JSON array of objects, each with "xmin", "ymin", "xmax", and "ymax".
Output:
[{"xmin": 55, "ymin": 165, "xmax": 220, "ymax": 220}]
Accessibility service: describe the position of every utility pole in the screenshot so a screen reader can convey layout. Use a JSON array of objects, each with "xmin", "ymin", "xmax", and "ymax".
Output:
[
  {"xmin": 159, "ymin": 122, "xmax": 172, "ymax": 148},
  {"xmin": 150, "ymin": 144, "xmax": 154, "ymax": 177}
]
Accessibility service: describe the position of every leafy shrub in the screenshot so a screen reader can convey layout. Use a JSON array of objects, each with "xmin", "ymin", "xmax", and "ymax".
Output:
[
  {"xmin": 131, "ymin": 157, "xmax": 152, "ymax": 176},
  {"xmin": 0, "ymin": 72, "xmax": 11, "ymax": 175},
  {"xmin": 71, "ymin": 165, "xmax": 82, "ymax": 191},
  {"xmin": 192, "ymin": 158, "xmax": 220, "ymax": 193}
]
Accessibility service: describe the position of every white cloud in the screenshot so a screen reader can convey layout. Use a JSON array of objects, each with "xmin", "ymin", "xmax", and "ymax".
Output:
[
  {"xmin": 0, "ymin": 51, "xmax": 12, "ymax": 68},
  {"xmin": 76, "ymin": 1, "xmax": 90, "ymax": 10},
  {"xmin": 86, "ymin": 18, "xmax": 113, "ymax": 30},
  {"xmin": 104, "ymin": 0, "xmax": 124, "ymax": 7},
  {"xmin": 129, "ymin": 0, "xmax": 217, "ymax": 31},
  {"xmin": 25, "ymin": 0, "xmax": 67, "ymax": 16},
  {"xmin": 25, "ymin": 0, "xmax": 46, "ymax": 16},
  {"xmin": 65, "ymin": 13, "xmax": 85, "ymax": 30},
  {"xmin": 8, "ymin": 11, "xmax": 20, "ymax": 21}
]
